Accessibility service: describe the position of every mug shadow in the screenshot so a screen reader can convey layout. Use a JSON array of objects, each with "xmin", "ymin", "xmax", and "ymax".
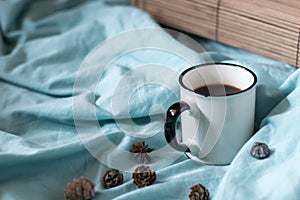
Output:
[{"xmin": 257, "ymin": 88, "xmax": 291, "ymax": 129}]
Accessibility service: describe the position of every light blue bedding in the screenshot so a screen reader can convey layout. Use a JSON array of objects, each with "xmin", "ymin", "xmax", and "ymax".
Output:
[{"xmin": 0, "ymin": 0, "xmax": 299, "ymax": 199}]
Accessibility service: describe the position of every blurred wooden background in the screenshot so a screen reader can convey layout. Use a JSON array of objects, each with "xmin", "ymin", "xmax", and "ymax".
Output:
[{"xmin": 131, "ymin": 0, "xmax": 300, "ymax": 68}]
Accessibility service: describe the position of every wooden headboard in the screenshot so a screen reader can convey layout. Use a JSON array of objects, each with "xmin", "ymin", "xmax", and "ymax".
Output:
[{"xmin": 131, "ymin": 0, "xmax": 300, "ymax": 68}]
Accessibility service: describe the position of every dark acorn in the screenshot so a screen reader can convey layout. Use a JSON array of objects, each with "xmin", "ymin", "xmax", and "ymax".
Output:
[
  {"xmin": 250, "ymin": 142, "xmax": 271, "ymax": 159},
  {"xmin": 101, "ymin": 168, "xmax": 124, "ymax": 189}
]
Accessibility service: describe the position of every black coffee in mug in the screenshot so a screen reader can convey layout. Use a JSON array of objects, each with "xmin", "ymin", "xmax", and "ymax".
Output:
[
  {"xmin": 194, "ymin": 84, "xmax": 241, "ymax": 97},
  {"xmin": 165, "ymin": 63, "xmax": 257, "ymax": 164}
]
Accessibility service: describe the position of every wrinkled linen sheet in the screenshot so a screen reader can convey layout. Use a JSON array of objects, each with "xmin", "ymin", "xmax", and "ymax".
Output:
[{"xmin": 0, "ymin": 0, "xmax": 299, "ymax": 199}]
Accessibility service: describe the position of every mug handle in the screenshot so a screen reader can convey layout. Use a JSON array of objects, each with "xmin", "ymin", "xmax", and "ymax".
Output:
[{"xmin": 164, "ymin": 101, "xmax": 191, "ymax": 152}]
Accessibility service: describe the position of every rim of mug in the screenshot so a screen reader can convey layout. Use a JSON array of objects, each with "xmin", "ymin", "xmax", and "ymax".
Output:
[{"xmin": 179, "ymin": 62, "xmax": 258, "ymax": 97}]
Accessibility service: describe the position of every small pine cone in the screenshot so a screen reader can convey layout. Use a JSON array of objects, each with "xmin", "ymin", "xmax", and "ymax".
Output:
[
  {"xmin": 64, "ymin": 177, "xmax": 95, "ymax": 200},
  {"xmin": 101, "ymin": 168, "xmax": 124, "ymax": 189},
  {"xmin": 250, "ymin": 142, "xmax": 271, "ymax": 159},
  {"xmin": 132, "ymin": 165, "xmax": 156, "ymax": 188},
  {"xmin": 189, "ymin": 184, "xmax": 209, "ymax": 200}
]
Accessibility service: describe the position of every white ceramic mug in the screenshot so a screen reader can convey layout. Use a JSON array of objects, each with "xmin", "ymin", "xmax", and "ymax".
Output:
[{"xmin": 164, "ymin": 63, "xmax": 257, "ymax": 165}]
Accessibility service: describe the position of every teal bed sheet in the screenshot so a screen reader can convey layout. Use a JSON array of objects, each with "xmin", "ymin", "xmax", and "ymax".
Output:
[{"xmin": 0, "ymin": 0, "xmax": 299, "ymax": 199}]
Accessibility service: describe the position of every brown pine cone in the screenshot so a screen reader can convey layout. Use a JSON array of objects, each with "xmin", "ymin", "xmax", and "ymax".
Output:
[
  {"xmin": 101, "ymin": 168, "xmax": 124, "ymax": 189},
  {"xmin": 189, "ymin": 184, "xmax": 209, "ymax": 200},
  {"xmin": 132, "ymin": 165, "xmax": 156, "ymax": 188},
  {"xmin": 64, "ymin": 177, "xmax": 95, "ymax": 200}
]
